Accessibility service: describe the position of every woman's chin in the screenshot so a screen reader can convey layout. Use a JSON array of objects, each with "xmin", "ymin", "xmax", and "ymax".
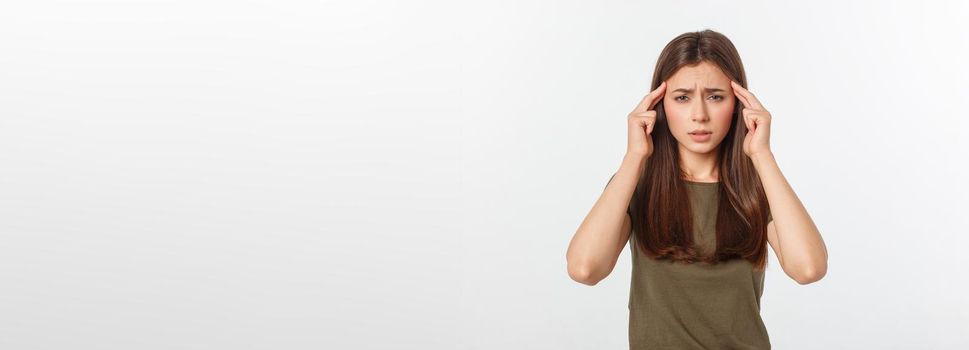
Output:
[{"xmin": 679, "ymin": 143, "xmax": 718, "ymax": 155}]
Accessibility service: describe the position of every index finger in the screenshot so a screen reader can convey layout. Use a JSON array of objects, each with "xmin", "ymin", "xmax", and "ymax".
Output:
[
  {"xmin": 634, "ymin": 81, "xmax": 667, "ymax": 112},
  {"xmin": 730, "ymin": 81, "xmax": 764, "ymax": 110}
]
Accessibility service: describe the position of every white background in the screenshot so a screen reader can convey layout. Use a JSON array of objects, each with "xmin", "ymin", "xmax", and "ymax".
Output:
[{"xmin": 1, "ymin": 0, "xmax": 967, "ymax": 349}]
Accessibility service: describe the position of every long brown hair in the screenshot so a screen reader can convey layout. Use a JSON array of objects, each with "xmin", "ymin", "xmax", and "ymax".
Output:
[{"xmin": 629, "ymin": 29, "xmax": 771, "ymax": 270}]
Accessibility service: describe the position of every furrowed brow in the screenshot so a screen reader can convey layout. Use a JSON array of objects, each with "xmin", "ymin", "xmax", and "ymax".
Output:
[{"xmin": 672, "ymin": 87, "xmax": 727, "ymax": 94}]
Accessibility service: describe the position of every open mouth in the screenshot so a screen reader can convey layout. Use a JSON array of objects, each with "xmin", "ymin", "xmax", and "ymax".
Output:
[{"xmin": 689, "ymin": 131, "xmax": 712, "ymax": 142}]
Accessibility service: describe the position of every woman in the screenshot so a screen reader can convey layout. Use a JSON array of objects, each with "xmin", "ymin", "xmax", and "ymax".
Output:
[{"xmin": 565, "ymin": 29, "xmax": 828, "ymax": 349}]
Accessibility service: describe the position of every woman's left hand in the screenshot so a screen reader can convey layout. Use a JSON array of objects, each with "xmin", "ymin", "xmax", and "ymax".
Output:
[{"xmin": 731, "ymin": 80, "xmax": 772, "ymax": 159}]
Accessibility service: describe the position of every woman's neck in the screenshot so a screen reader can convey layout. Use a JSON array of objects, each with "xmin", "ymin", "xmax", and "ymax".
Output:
[{"xmin": 678, "ymin": 148, "xmax": 719, "ymax": 182}]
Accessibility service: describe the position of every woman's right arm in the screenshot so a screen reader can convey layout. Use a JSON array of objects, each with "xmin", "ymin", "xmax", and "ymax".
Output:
[
  {"xmin": 565, "ymin": 81, "xmax": 665, "ymax": 286},
  {"xmin": 566, "ymin": 154, "xmax": 645, "ymax": 285}
]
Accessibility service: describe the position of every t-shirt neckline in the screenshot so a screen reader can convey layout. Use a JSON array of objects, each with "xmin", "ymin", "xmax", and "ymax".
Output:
[{"xmin": 684, "ymin": 180, "xmax": 720, "ymax": 185}]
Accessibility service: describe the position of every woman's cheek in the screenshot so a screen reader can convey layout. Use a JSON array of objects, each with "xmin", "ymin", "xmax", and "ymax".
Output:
[
  {"xmin": 666, "ymin": 107, "xmax": 688, "ymax": 131},
  {"xmin": 714, "ymin": 104, "xmax": 734, "ymax": 121}
]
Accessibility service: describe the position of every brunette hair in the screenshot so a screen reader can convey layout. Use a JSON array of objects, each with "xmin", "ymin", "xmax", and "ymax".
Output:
[{"xmin": 629, "ymin": 29, "xmax": 771, "ymax": 270}]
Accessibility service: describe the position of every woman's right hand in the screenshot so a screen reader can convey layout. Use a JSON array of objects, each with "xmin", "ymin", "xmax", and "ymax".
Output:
[{"xmin": 626, "ymin": 81, "xmax": 666, "ymax": 159}]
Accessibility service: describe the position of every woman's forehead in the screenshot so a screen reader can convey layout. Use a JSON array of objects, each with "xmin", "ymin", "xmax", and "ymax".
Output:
[{"xmin": 667, "ymin": 62, "xmax": 731, "ymax": 88}]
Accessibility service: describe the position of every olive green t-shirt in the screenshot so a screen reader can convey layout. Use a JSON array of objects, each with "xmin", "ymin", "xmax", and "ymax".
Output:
[{"xmin": 610, "ymin": 177, "xmax": 772, "ymax": 349}]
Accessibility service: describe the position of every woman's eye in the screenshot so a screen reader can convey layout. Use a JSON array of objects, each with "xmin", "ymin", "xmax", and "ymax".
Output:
[{"xmin": 676, "ymin": 95, "xmax": 722, "ymax": 102}]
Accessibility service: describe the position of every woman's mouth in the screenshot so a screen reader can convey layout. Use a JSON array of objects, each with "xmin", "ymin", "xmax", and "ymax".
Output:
[{"xmin": 689, "ymin": 131, "xmax": 712, "ymax": 142}]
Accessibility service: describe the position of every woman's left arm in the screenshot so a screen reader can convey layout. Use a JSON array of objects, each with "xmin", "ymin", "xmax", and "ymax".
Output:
[
  {"xmin": 753, "ymin": 152, "xmax": 828, "ymax": 284},
  {"xmin": 732, "ymin": 81, "xmax": 829, "ymax": 285}
]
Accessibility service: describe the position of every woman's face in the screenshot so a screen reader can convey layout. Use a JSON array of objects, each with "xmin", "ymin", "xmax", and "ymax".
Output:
[{"xmin": 662, "ymin": 61, "xmax": 736, "ymax": 156}]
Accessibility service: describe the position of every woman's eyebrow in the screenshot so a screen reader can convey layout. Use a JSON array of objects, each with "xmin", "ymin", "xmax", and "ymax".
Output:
[{"xmin": 671, "ymin": 87, "xmax": 727, "ymax": 94}]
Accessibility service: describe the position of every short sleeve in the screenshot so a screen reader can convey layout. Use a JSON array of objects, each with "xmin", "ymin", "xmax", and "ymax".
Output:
[{"xmin": 604, "ymin": 173, "xmax": 633, "ymax": 216}]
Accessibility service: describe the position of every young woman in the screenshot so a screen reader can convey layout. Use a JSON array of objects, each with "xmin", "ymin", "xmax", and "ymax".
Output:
[{"xmin": 565, "ymin": 29, "xmax": 828, "ymax": 349}]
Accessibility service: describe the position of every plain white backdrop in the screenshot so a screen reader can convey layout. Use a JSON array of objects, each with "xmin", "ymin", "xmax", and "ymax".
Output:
[{"xmin": 1, "ymin": 0, "xmax": 967, "ymax": 349}]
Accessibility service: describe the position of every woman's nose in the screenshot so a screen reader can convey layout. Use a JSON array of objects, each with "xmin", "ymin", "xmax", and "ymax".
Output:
[{"xmin": 691, "ymin": 104, "xmax": 709, "ymax": 122}]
